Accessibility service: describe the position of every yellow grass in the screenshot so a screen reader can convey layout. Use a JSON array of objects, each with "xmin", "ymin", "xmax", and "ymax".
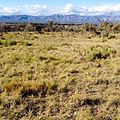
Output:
[{"xmin": 0, "ymin": 31, "xmax": 120, "ymax": 120}]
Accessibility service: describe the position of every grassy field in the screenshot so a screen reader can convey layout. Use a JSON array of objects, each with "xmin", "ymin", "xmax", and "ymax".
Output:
[{"xmin": 0, "ymin": 31, "xmax": 120, "ymax": 120}]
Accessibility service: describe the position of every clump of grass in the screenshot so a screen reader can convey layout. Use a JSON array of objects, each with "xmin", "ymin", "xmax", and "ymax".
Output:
[
  {"xmin": 86, "ymin": 45, "xmax": 116, "ymax": 61},
  {"xmin": 0, "ymin": 40, "xmax": 17, "ymax": 46},
  {"xmin": 2, "ymin": 79, "xmax": 58, "ymax": 97},
  {"xmin": 24, "ymin": 42, "xmax": 33, "ymax": 46},
  {"xmin": 76, "ymin": 108, "xmax": 93, "ymax": 120}
]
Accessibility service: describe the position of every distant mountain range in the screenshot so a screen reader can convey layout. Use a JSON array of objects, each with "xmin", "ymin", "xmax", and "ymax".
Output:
[{"xmin": 0, "ymin": 14, "xmax": 120, "ymax": 24}]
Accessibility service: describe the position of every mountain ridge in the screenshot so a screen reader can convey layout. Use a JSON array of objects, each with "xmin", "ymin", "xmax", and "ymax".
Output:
[{"xmin": 0, "ymin": 14, "xmax": 120, "ymax": 24}]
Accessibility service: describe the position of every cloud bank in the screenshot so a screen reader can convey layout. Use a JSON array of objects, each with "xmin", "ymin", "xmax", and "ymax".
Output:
[{"xmin": 0, "ymin": 3, "xmax": 120, "ymax": 16}]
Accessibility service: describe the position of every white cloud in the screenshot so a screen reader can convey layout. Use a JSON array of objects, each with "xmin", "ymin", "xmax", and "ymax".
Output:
[
  {"xmin": 0, "ymin": 7, "xmax": 21, "ymax": 15},
  {"xmin": 23, "ymin": 4, "xmax": 48, "ymax": 15},
  {"xmin": 63, "ymin": 3, "xmax": 73, "ymax": 13},
  {"xmin": 0, "ymin": 3, "xmax": 120, "ymax": 16}
]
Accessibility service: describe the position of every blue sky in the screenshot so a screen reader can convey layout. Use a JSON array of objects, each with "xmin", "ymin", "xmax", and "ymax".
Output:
[
  {"xmin": 1, "ymin": 0, "xmax": 120, "ymax": 7},
  {"xmin": 0, "ymin": 0, "xmax": 120, "ymax": 15}
]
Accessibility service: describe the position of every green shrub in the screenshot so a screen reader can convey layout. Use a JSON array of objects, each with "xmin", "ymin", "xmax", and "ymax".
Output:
[
  {"xmin": 0, "ymin": 40, "xmax": 17, "ymax": 46},
  {"xmin": 87, "ymin": 45, "xmax": 116, "ymax": 61}
]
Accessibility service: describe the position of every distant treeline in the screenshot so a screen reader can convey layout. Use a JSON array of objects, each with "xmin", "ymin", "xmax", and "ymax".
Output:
[
  {"xmin": 0, "ymin": 21, "xmax": 120, "ymax": 35},
  {"xmin": 0, "ymin": 22, "xmax": 84, "ymax": 33},
  {"xmin": 0, "ymin": 23, "xmax": 46, "ymax": 32}
]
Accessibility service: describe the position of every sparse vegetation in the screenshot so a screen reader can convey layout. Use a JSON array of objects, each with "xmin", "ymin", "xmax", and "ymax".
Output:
[
  {"xmin": 0, "ymin": 24, "xmax": 120, "ymax": 120},
  {"xmin": 86, "ymin": 45, "xmax": 116, "ymax": 61},
  {"xmin": 0, "ymin": 40, "xmax": 17, "ymax": 46}
]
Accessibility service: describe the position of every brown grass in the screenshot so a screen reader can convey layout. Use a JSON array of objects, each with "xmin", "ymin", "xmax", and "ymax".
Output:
[{"xmin": 0, "ymin": 31, "xmax": 120, "ymax": 120}]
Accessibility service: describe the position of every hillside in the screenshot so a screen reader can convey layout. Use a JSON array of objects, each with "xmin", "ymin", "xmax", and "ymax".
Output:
[{"xmin": 0, "ymin": 14, "xmax": 120, "ymax": 23}]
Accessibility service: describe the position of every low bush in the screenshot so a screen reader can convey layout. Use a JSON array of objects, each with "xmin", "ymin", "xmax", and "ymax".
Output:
[
  {"xmin": 87, "ymin": 45, "xmax": 116, "ymax": 61},
  {"xmin": 0, "ymin": 40, "xmax": 17, "ymax": 46}
]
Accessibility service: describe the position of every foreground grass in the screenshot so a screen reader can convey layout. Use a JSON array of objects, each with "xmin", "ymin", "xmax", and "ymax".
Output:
[{"xmin": 0, "ymin": 32, "xmax": 120, "ymax": 120}]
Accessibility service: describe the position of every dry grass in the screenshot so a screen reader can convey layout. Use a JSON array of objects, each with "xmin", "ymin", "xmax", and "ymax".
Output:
[{"xmin": 0, "ymin": 31, "xmax": 120, "ymax": 120}]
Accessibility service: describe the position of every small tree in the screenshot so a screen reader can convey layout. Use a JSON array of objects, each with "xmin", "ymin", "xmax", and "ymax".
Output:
[
  {"xmin": 48, "ymin": 21, "xmax": 53, "ymax": 28},
  {"xmin": 0, "ymin": 23, "xmax": 6, "ymax": 39},
  {"xmin": 113, "ymin": 23, "xmax": 120, "ymax": 33},
  {"xmin": 24, "ymin": 23, "xmax": 36, "ymax": 32},
  {"xmin": 45, "ymin": 21, "xmax": 54, "ymax": 32},
  {"xmin": 24, "ymin": 23, "xmax": 36, "ymax": 40},
  {"xmin": 80, "ymin": 17, "xmax": 93, "ymax": 39},
  {"xmin": 95, "ymin": 12, "xmax": 113, "ymax": 40}
]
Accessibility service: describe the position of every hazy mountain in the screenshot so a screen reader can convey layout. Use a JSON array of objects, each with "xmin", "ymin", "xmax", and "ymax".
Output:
[{"xmin": 0, "ymin": 14, "xmax": 120, "ymax": 24}]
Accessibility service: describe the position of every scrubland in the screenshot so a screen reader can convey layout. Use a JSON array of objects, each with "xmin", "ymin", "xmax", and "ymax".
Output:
[{"xmin": 0, "ymin": 31, "xmax": 120, "ymax": 120}]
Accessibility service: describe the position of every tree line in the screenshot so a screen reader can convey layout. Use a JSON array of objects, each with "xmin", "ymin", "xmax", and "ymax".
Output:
[{"xmin": 0, "ymin": 21, "xmax": 120, "ymax": 37}]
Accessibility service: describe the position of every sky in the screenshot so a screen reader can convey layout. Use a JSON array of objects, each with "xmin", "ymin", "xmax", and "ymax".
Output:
[{"xmin": 0, "ymin": 0, "xmax": 120, "ymax": 15}]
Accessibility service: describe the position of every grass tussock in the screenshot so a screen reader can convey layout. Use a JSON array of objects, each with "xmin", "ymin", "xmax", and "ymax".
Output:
[
  {"xmin": 3, "ymin": 79, "xmax": 58, "ymax": 96},
  {"xmin": 0, "ymin": 40, "xmax": 17, "ymax": 46},
  {"xmin": 86, "ymin": 45, "xmax": 116, "ymax": 61}
]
